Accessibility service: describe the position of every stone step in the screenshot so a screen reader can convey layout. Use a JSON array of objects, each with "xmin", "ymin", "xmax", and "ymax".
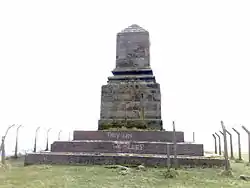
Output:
[
  {"xmin": 24, "ymin": 152, "xmax": 225, "ymax": 167},
  {"xmin": 51, "ymin": 140, "xmax": 203, "ymax": 156},
  {"xmin": 73, "ymin": 130, "xmax": 184, "ymax": 142}
]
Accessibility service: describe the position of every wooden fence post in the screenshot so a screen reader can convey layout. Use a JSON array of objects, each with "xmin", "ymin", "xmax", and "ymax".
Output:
[
  {"xmin": 221, "ymin": 121, "xmax": 230, "ymax": 170},
  {"xmin": 215, "ymin": 132, "xmax": 222, "ymax": 155},
  {"xmin": 212, "ymin": 134, "xmax": 218, "ymax": 154},
  {"xmin": 232, "ymin": 128, "xmax": 242, "ymax": 160},
  {"xmin": 225, "ymin": 129, "xmax": 234, "ymax": 159},
  {"xmin": 242, "ymin": 125, "xmax": 250, "ymax": 163},
  {"xmin": 173, "ymin": 121, "xmax": 178, "ymax": 169}
]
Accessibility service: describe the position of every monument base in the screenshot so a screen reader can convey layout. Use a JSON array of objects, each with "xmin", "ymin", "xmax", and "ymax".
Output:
[{"xmin": 24, "ymin": 130, "xmax": 224, "ymax": 167}]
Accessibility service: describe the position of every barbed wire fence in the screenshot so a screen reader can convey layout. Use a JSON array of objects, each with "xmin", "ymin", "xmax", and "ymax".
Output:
[
  {"xmin": 1, "ymin": 122, "xmax": 250, "ymax": 167},
  {"xmin": 0, "ymin": 125, "xmax": 73, "ymax": 165},
  {"xmin": 211, "ymin": 123, "xmax": 250, "ymax": 164}
]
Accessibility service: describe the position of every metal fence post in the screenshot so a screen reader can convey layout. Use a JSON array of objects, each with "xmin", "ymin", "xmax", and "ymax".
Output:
[
  {"xmin": 1, "ymin": 124, "xmax": 16, "ymax": 164},
  {"xmin": 225, "ymin": 129, "xmax": 234, "ymax": 159},
  {"xmin": 166, "ymin": 144, "xmax": 171, "ymax": 168},
  {"xmin": 242, "ymin": 125, "xmax": 250, "ymax": 163},
  {"xmin": 232, "ymin": 128, "xmax": 242, "ymax": 160},
  {"xmin": 33, "ymin": 126, "xmax": 40, "ymax": 153},
  {"xmin": 212, "ymin": 134, "xmax": 218, "ymax": 154},
  {"xmin": 221, "ymin": 121, "xmax": 230, "ymax": 170},
  {"xmin": 215, "ymin": 132, "xmax": 222, "ymax": 155},
  {"xmin": 14, "ymin": 125, "xmax": 23, "ymax": 158},
  {"xmin": 173, "ymin": 121, "xmax": 178, "ymax": 169},
  {"xmin": 45, "ymin": 128, "xmax": 52, "ymax": 151}
]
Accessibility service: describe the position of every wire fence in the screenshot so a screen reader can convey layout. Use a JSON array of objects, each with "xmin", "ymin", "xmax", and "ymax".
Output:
[{"xmin": 1, "ymin": 122, "xmax": 250, "ymax": 168}]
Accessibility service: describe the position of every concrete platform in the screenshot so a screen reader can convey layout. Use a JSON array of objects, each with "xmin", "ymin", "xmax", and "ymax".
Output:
[
  {"xmin": 51, "ymin": 140, "xmax": 204, "ymax": 156},
  {"xmin": 73, "ymin": 130, "xmax": 184, "ymax": 142},
  {"xmin": 24, "ymin": 152, "xmax": 225, "ymax": 167}
]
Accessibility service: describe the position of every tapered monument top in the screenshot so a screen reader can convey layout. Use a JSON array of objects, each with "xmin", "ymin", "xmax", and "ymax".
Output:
[
  {"xmin": 114, "ymin": 24, "xmax": 151, "ymax": 72},
  {"xmin": 119, "ymin": 24, "xmax": 148, "ymax": 34}
]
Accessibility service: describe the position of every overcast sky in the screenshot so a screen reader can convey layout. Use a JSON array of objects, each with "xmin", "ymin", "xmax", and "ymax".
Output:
[{"xmin": 1, "ymin": 0, "xmax": 250, "ymax": 155}]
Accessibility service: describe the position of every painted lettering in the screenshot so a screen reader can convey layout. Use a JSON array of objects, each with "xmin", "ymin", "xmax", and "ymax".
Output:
[
  {"xmin": 112, "ymin": 143, "xmax": 144, "ymax": 151},
  {"xmin": 106, "ymin": 132, "xmax": 133, "ymax": 140}
]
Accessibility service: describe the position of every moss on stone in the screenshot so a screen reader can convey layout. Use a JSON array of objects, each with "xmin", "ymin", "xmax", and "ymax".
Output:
[
  {"xmin": 98, "ymin": 119, "xmax": 163, "ymax": 130},
  {"xmin": 98, "ymin": 119, "xmax": 163, "ymax": 131},
  {"xmin": 99, "ymin": 120, "xmax": 162, "ymax": 131},
  {"xmin": 99, "ymin": 120, "xmax": 148, "ymax": 130}
]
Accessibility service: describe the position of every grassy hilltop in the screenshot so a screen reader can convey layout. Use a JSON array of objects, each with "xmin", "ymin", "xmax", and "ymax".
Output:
[{"xmin": 1, "ymin": 157, "xmax": 250, "ymax": 188}]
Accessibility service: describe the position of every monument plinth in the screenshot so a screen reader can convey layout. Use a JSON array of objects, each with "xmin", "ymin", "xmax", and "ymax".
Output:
[
  {"xmin": 24, "ymin": 24, "xmax": 225, "ymax": 167},
  {"xmin": 99, "ymin": 24, "xmax": 162, "ymax": 130}
]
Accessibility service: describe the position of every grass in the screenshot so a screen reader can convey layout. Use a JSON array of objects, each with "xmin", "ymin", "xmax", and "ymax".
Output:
[{"xmin": 1, "ymin": 158, "xmax": 250, "ymax": 188}]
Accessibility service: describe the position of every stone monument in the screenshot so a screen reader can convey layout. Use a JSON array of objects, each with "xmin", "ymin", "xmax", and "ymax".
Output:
[
  {"xmin": 99, "ymin": 24, "xmax": 162, "ymax": 130},
  {"xmin": 24, "ymin": 24, "xmax": 225, "ymax": 167}
]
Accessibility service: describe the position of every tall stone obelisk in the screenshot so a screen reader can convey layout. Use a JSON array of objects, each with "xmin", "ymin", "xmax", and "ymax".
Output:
[{"xmin": 98, "ymin": 24, "xmax": 162, "ymax": 130}]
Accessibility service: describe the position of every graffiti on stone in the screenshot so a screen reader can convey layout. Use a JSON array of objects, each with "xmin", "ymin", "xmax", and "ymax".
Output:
[
  {"xmin": 112, "ymin": 142, "xmax": 144, "ymax": 151},
  {"xmin": 106, "ymin": 132, "xmax": 133, "ymax": 140}
]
